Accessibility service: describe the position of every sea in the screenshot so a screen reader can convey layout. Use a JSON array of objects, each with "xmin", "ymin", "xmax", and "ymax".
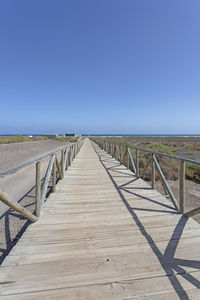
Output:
[
  {"xmin": 1, "ymin": 134, "xmax": 200, "ymax": 137},
  {"xmin": 82, "ymin": 134, "xmax": 200, "ymax": 137}
]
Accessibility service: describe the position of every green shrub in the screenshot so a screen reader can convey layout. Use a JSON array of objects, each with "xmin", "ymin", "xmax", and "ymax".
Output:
[
  {"xmin": 186, "ymin": 160, "xmax": 200, "ymax": 183},
  {"xmin": 146, "ymin": 143, "xmax": 175, "ymax": 155}
]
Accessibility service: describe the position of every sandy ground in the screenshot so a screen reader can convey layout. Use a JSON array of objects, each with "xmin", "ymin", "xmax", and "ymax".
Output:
[
  {"xmin": 0, "ymin": 139, "xmax": 69, "ymax": 263},
  {"xmin": 0, "ymin": 139, "xmax": 67, "ymax": 173}
]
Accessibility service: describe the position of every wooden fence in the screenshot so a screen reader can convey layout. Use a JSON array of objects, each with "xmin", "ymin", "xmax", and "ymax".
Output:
[
  {"xmin": 0, "ymin": 139, "xmax": 84, "ymax": 222},
  {"xmin": 92, "ymin": 138, "xmax": 200, "ymax": 217}
]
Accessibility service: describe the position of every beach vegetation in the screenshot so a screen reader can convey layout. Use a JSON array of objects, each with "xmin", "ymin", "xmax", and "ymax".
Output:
[
  {"xmin": 186, "ymin": 160, "xmax": 200, "ymax": 183},
  {"xmin": 53, "ymin": 136, "xmax": 78, "ymax": 143},
  {"xmin": 0, "ymin": 135, "xmax": 48, "ymax": 144}
]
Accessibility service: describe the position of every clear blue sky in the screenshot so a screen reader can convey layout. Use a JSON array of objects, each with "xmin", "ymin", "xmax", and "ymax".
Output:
[{"xmin": 0, "ymin": 0, "xmax": 200, "ymax": 134}]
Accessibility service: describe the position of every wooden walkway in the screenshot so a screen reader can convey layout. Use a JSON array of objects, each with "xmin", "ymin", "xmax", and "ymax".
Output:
[{"xmin": 1, "ymin": 138, "xmax": 200, "ymax": 299}]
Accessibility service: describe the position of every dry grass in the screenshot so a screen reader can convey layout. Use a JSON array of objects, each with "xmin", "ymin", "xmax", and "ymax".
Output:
[
  {"xmin": 0, "ymin": 135, "xmax": 48, "ymax": 144},
  {"xmin": 53, "ymin": 137, "xmax": 78, "ymax": 143},
  {"xmin": 95, "ymin": 137, "xmax": 200, "ymax": 183}
]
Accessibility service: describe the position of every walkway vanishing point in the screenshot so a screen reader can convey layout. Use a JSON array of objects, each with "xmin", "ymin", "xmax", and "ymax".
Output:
[{"xmin": 1, "ymin": 138, "xmax": 200, "ymax": 299}]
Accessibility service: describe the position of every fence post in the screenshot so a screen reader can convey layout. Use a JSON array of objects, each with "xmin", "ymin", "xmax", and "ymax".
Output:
[
  {"xmin": 61, "ymin": 150, "xmax": 65, "ymax": 179},
  {"xmin": 70, "ymin": 145, "xmax": 73, "ymax": 163},
  {"xmin": 35, "ymin": 161, "xmax": 41, "ymax": 217},
  {"xmin": 113, "ymin": 145, "xmax": 116, "ymax": 159},
  {"xmin": 151, "ymin": 154, "xmax": 155, "ymax": 189},
  {"xmin": 127, "ymin": 147, "xmax": 129, "ymax": 169},
  {"xmin": 65, "ymin": 149, "xmax": 69, "ymax": 170},
  {"xmin": 120, "ymin": 146, "xmax": 123, "ymax": 164},
  {"xmin": 52, "ymin": 159, "xmax": 56, "ymax": 192},
  {"xmin": 69, "ymin": 147, "xmax": 72, "ymax": 166},
  {"xmin": 73, "ymin": 144, "xmax": 75, "ymax": 159},
  {"xmin": 75, "ymin": 144, "xmax": 77, "ymax": 156},
  {"xmin": 136, "ymin": 149, "xmax": 140, "ymax": 177},
  {"xmin": 180, "ymin": 160, "xmax": 185, "ymax": 214},
  {"xmin": 68, "ymin": 146, "xmax": 71, "ymax": 166}
]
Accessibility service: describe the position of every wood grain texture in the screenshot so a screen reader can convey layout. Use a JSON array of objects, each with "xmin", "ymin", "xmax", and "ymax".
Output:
[{"xmin": 0, "ymin": 138, "xmax": 200, "ymax": 299}]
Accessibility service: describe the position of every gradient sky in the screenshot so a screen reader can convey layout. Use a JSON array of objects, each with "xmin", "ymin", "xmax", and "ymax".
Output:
[{"xmin": 0, "ymin": 0, "xmax": 200, "ymax": 134}]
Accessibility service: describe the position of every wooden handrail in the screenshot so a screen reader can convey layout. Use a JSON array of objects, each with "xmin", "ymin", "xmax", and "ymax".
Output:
[
  {"xmin": 92, "ymin": 138, "xmax": 192, "ymax": 214},
  {"xmin": 0, "ymin": 190, "xmax": 38, "ymax": 222},
  {"xmin": 0, "ymin": 139, "xmax": 85, "ymax": 222},
  {"xmin": 93, "ymin": 139, "xmax": 200, "ymax": 166},
  {"xmin": 0, "ymin": 142, "xmax": 77, "ymax": 178}
]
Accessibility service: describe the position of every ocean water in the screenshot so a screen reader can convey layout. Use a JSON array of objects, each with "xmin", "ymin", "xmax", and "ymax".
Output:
[
  {"xmin": 1, "ymin": 134, "xmax": 200, "ymax": 137},
  {"xmin": 82, "ymin": 134, "xmax": 200, "ymax": 137}
]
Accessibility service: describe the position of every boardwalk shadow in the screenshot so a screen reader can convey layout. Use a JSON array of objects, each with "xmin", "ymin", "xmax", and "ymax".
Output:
[
  {"xmin": 93, "ymin": 144, "xmax": 200, "ymax": 299},
  {"xmin": 0, "ymin": 177, "xmax": 55, "ymax": 264},
  {"xmin": 0, "ymin": 189, "xmax": 33, "ymax": 264}
]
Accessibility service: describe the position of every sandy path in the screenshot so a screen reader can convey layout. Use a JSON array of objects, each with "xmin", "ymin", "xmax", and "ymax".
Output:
[{"xmin": 0, "ymin": 139, "xmax": 66, "ymax": 173}]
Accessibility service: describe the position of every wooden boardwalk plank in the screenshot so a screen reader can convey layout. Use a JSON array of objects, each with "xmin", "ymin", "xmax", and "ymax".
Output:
[{"xmin": 0, "ymin": 138, "xmax": 200, "ymax": 299}]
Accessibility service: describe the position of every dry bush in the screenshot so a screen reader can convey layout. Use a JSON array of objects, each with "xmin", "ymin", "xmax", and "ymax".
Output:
[{"xmin": 140, "ymin": 154, "xmax": 179, "ymax": 182}]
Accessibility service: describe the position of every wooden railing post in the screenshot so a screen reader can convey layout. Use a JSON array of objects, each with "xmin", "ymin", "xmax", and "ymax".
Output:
[
  {"xmin": 52, "ymin": 159, "xmax": 56, "ymax": 192},
  {"xmin": 70, "ymin": 145, "xmax": 73, "ymax": 164},
  {"xmin": 65, "ymin": 149, "xmax": 69, "ymax": 170},
  {"xmin": 35, "ymin": 161, "xmax": 41, "ymax": 217},
  {"xmin": 116, "ymin": 145, "xmax": 120, "ymax": 161},
  {"xmin": 61, "ymin": 150, "xmax": 65, "ymax": 179},
  {"xmin": 180, "ymin": 160, "xmax": 185, "ymax": 214},
  {"xmin": 73, "ymin": 144, "xmax": 75, "ymax": 160},
  {"xmin": 120, "ymin": 146, "xmax": 123, "ymax": 164},
  {"xmin": 136, "ymin": 150, "xmax": 140, "ymax": 177},
  {"xmin": 127, "ymin": 146, "xmax": 129, "ymax": 169},
  {"xmin": 68, "ymin": 147, "xmax": 71, "ymax": 166},
  {"xmin": 113, "ymin": 144, "xmax": 116, "ymax": 159},
  {"xmin": 74, "ymin": 144, "xmax": 76, "ymax": 157},
  {"xmin": 151, "ymin": 154, "xmax": 155, "ymax": 189}
]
